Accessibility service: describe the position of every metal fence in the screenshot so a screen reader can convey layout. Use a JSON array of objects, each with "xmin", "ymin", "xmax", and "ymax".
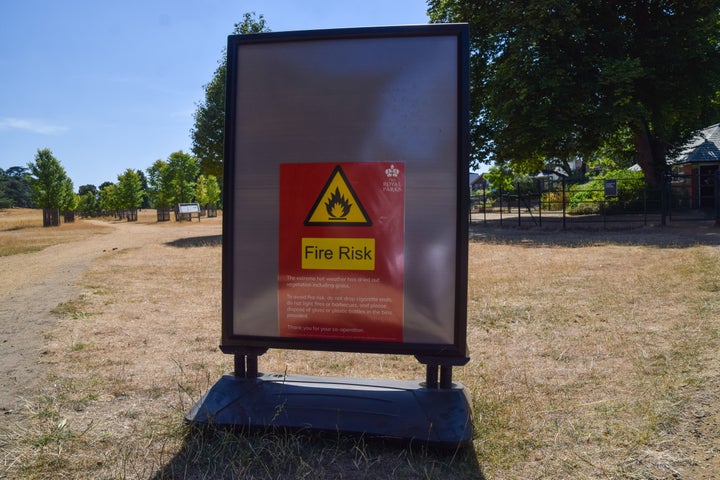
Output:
[{"xmin": 471, "ymin": 170, "xmax": 720, "ymax": 229}]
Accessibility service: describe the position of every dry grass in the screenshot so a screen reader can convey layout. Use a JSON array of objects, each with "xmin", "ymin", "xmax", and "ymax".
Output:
[
  {"xmin": 1, "ymin": 214, "xmax": 720, "ymax": 479},
  {"xmin": 0, "ymin": 208, "xmax": 112, "ymax": 256}
]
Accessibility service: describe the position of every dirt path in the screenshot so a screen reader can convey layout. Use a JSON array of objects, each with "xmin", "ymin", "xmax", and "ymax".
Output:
[{"xmin": 0, "ymin": 219, "xmax": 216, "ymax": 412}]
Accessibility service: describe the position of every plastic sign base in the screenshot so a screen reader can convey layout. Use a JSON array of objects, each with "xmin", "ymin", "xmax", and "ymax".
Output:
[{"xmin": 186, "ymin": 372, "xmax": 473, "ymax": 447}]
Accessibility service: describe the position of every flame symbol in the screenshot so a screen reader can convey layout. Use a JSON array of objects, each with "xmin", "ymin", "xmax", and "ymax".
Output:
[{"xmin": 325, "ymin": 187, "xmax": 352, "ymax": 219}]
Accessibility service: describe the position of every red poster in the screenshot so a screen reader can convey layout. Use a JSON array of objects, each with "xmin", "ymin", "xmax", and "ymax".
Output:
[{"xmin": 278, "ymin": 162, "xmax": 405, "ymax": 342}]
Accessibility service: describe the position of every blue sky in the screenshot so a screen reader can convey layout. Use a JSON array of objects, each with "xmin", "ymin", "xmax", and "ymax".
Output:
[{"xmin": 0, "ymin": 0, "xmax": 430, "ymax": 188}]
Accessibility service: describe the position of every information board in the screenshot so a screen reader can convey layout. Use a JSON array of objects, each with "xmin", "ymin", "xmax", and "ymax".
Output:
[{"xmin": 221, "ymin": 24, "xmax": 469, "ymax": 359}]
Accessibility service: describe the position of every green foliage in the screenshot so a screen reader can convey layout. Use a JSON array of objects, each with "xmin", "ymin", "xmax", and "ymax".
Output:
[
  {"xmin": 483, "ymin": 165, "xmax": 513, "ymax": 194},
  {"xmin": 0, "ymin": 166, "xmax": 34, "ymax": 208},
  {"xmin": 146, "ymin": 151, "xmax": 201, "ymax": 209},
  {"xmin": 428, "ymin": 1, "xmax": 720, "ymax": 185},
  {"xmin": 194, "ymin": 174, "xmax": 221, "ymax": 208},
  {"xmin": 165, "ymin": 151, "xmax": 199, "ymax": 204},
  {"xmin": 191, "ymin": 12, "xmax": 270, "ymax": 179},
  {"xmin": 27, "ymin": 149, "xmax": 74, "ymax": 210},
  {"xmin": 77, "ymin": 191, "xmax": 101, "ymax": 217},
  {"xmin": 568, "ymin": 169, "xmax": 645, "ymax": 214},
  {"xmin": 484, "ymin": 165, "xmax": 535, "ymax": 197},
  {"xmin": 194, "ymin": 174, "xmax": 210, "ymax": 207},
  {"xmin": 205, "ymin": 174, "xmax": 221, "ymax": 207},
  {"xmin": 587, "ymin": 126, "xmax": 638, "ymax": 173},
  {"xmin": 146, "ymin": 160, "xmax": 173, "ymax": 208},
  {"xmin": 98, "ymin": 183, "xmax": 119, "ymax": 213},
  {"xmin": 116, "ymin": 168, "xmax": 144, "ymax": 210}
]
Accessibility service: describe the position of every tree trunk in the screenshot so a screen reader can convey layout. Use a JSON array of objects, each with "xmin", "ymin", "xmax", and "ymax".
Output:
[
  {"xmin": 631, "ymin": 122, "xmax": 667, "ymax": 188},
  {"xmin": 42, "ymin": 208, "xmax": 60, "ymax": 227}
]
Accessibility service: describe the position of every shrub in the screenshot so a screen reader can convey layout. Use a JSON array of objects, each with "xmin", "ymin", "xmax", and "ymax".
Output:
[{"xmin": 568, "ymin": 170, "xmax": 645, "ymax": 214}]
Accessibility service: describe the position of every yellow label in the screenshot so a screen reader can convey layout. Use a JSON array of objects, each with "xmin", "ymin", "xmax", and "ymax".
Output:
[{"xmin": 301, "ymin": 238, "xmax": 375, "ymax": 270}]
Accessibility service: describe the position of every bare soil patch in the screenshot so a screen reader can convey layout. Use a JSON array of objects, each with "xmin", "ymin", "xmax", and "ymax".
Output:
[{"xmin": 1, "ymin": 209, "xmax": 719, "ymax": 478}]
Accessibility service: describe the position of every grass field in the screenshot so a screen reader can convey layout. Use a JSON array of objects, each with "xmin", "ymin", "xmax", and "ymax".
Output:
[{"xmin": 1, "ymin": 208, "xmax": 719, "ymax": 479}]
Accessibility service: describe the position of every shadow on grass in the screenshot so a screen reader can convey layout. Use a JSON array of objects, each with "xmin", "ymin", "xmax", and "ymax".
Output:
[
  {"xmin": 165, "ymin": 235, "xmax": 222, "ymax": 248},
  {"xmin": 471, "ymin": 221, "xmax": 720, "ymax": 248},
  {"xmin": 151, "ymin": 426, "xmax": 484, "ymax": 480}
]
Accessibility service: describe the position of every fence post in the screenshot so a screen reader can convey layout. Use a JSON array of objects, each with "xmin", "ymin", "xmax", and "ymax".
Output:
[
  {"xmin": 537, "ymin": 179, "xmax": 543, "ymax": 227},
  {"xmin": 483, "ymin": 183, "xmax": 487, "ymax": 226},
  {"xmin": 562, "ymin": 177, "xmax": 567, "ymax": 230},
  {"xmin": 660, "ymin": 174, "xmax": 670, "ymax": 226},
  {"xmin": 499, "ymin": 183, "xmax": 504, "ymax": 226},
  {"xmin": 516, "ymin": 182, "xmax": 521, "ymax": 226}
]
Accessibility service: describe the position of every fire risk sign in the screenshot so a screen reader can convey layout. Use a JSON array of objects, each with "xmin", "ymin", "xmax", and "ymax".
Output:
[{"xmin": 278, "ymin": 162, "xmax": 405, "ymax": 342}]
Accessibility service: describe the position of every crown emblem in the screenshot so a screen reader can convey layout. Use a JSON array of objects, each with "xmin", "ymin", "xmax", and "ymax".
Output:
[{"xmin": 385, "ymin": 164, "xmax": 399, "ymax": 178}]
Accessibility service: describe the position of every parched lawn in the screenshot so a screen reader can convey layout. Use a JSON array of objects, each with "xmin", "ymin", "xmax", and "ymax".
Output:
[{"xmin": 1, "ymin": 219, "xmax": 719, "ymax": 479}]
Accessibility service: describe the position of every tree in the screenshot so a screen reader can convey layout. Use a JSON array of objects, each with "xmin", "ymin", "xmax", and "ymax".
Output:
[
  {"xmin": 116, "ymin": 168, "xmax": 144, "ymax": 219},
  {"xmin": 78, "ymin": 184, "xmax": 97, "ymax": 197},
  {"xmin": 190, "ymin": 12, "xmax": 270, "ymax": 179},
  {"xmin": 136, "ymin": 169, "xmax": 151, "ymax": 208},
  {"xmin": 428, "ymin": 1, "xmax": 720, "ymax": 186},
  {"xmin": 27, "ymin": 148, "xmax": 75, "ymax": 226},
  {"xmin": 195, "ymin": 174, "xmax": 222, "ymax": 213},
  {"xmin": 146, "ymin": 159, "xmax": 173, "ymax": 209},
  {"xmin": 98, "ymin": 183, "xmax": 119, "ymax": 215},
  {"xmin": 165, "ymin": 151, "xmax": 200, "ymax": 204},
  {"xmin": 77, "ymin": 190, "xmax": 101, "ymax": 217},
  {"xmin": 0, "ymin": 166, "xmax": 33, "ymax": 208},
  {"xmin": 205, "ymin": 174, "xmax": 221, "ymax": 207},
  {"xmin": 195, "ymin": 174, "xmax": 210, "ymax": 208}
]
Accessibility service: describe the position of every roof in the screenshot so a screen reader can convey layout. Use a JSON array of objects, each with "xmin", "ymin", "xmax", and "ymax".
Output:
[{"xmin": 671, "ymin": 123, "xmax": 720, "ymax": 165}]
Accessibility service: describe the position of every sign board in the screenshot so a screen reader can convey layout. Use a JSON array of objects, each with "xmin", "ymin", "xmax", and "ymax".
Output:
[
  {"xmin": 178, "ymin": 203, "xmax": 200, "ymax": 214},
  {"xmin": 221, "ymin": 25, "xmax": 469, "ymax": 360},
  {"xmin": 604, "ymin": 179, "xmax": 618, "ymax": 197}
]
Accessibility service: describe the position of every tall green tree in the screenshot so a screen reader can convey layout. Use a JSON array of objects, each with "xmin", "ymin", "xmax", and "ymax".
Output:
[
  {"xmin": 116, "ymin": 168, "xmax": 145, "ymax": 216},
  {"xmin": 146, "ymin": 159, "xmax": 173, "ymax": 209},
  {"xmin": 27, "ymin": 149, "xmax": 75, "ymax": 226},
  {"xmin": 98, "ymin": 183, "xmax": 119, "ymax": 215},
  {"xmin": 205, "ymin": 174, "xmax": 221, "ymax": 207},
  {"xmin": 190, "ymin": 12, "xmax": 269, "ymax": 179},
  {"xmin": 165, "ymin": 151, "xmax": 200, "ymax": 204},
  {"xmin": 195, "ymin": 174, "xmax": 222, "ymax": 210},
  {"xmin": 428, "ymin": 1, "xmax": 720, "ymax": 186}
]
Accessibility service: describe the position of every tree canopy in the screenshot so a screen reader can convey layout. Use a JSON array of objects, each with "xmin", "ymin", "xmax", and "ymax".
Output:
[
  {"xmin": 165, "ymin": 151, "xmax": 200, "ymax": 204},
  {"xmin": 0, "ymin": 166, "xmax": 33, "ymax": 208},
  {"xmin": 190, "ymin": 12, "xmax": 270, "ymax": 179},
  {"xmin": 116, "ymin": 168, "xmax": 145, "ymax": 212},
  {"xmin": 27, "ymin": 149, "xmax": 75, "ymax": 211},
  {"xmin": 428, "ymin": 0, "xmax": 720, "ymax": 185}
]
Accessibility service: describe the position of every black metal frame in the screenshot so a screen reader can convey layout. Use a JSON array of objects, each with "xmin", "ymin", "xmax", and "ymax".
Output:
[{"xmin": 221, "ymin": 24, "xmax": 470, "ymax": 366}]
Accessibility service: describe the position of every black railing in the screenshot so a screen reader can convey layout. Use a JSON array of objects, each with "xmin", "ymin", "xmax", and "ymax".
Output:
[{"xmin": 471, "ymin": 171, "xmax": 720, "ymax": 229}]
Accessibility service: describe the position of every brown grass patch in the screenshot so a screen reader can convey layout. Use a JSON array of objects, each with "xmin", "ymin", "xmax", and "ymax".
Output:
[
  {"xmin": 0, "ymin": 208, "xmax": 113, "ymax": 256},
  {"xmin": 2, "ymin": 220, "xmax": 720, "ymax": 479}
]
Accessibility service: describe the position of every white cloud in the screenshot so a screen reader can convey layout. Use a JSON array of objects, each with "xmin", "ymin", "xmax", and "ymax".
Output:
[{"xmin": 0, "ymin": 118, "xmax": 67, "ymax": 135}]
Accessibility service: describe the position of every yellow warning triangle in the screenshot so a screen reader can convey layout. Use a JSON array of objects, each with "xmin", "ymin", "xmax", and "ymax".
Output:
[{"xmin": 304, "ymin": 165, "xmax": 372, "ymax": 226}]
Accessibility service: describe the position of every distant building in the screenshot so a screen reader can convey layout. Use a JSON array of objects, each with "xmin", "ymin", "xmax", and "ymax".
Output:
[
  {"xmin": 669, "ymin": 123, "xmax": 720, "ymax": 208},
  {"xmin": 469, "ymin": 172, "xmax": 487, "ymax": 193}
]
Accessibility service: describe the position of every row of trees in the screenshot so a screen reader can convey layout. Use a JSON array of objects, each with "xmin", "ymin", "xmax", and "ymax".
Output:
[
  {"xmin": 76, "ymin": 150, "xmax": 220, "ymax": 220},
  {"xmin": 9, "ymin": 148, "xmax": 220, "ymax": 226}
]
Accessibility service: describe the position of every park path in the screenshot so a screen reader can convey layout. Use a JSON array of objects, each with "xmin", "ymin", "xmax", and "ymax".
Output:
[{"xmin": 0, "ymin": 219, "xmax": 212, "ymax": 412}]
